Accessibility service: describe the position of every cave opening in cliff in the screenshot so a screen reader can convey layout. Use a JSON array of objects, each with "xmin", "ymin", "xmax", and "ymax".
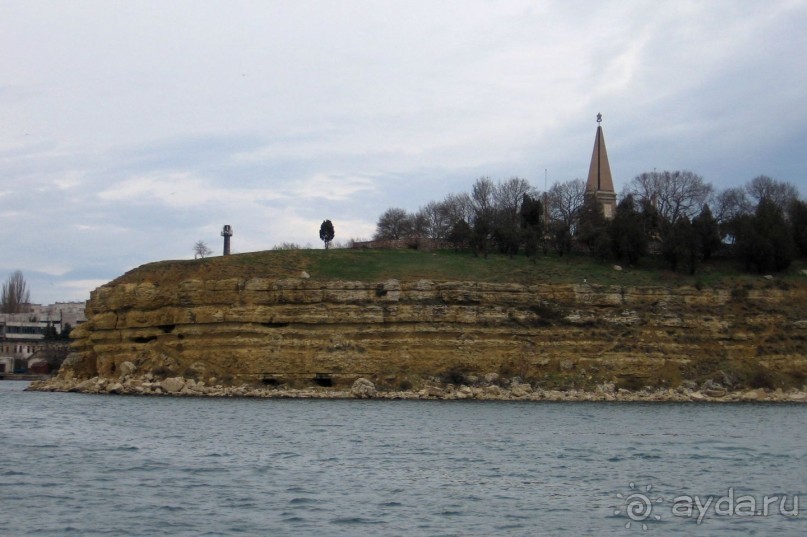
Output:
[{"xmin": 313, "ymin": 374, "xmax": 333, "ymax": 387}]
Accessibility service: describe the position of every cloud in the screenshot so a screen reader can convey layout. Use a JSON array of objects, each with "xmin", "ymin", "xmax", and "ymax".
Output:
[
  {"xmin": 291, "ymin": 174, "xmax": 377, "ymax": 201},
  {"xmin": 0, "ymin": 0, "xmax": 805, "ymax": 304},
  {"xmin": 98, "ymin": 173, "xmax": 287, "ymax": 208}
]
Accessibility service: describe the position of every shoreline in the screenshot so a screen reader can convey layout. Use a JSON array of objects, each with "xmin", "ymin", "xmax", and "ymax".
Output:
[{"xmin": 26, "ymin": 376, "xmax": 807, "ymax": 403}]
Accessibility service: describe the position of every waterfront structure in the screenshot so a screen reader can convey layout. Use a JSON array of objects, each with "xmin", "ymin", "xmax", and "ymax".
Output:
[{"xmin": 586, "ymin": 113, "xmax": 617, "ymax": 219}]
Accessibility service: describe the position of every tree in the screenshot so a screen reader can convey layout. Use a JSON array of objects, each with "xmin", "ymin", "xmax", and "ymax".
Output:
[
  {"xmin": 628, "ymin": 170, "xmax": 713, "ymax": 224},
  {"xmin": 374, "ymin": 208, "xmax": 412, "ymax": 240},
  {"xmin": 447, "ymin": 219, "xmax": 472, "ymax": 252},
  {"xmin": 43, "ymin": 323, "xmax": 59, "ymax": 340},
  {"xmin": 734, "ymin": 197, "xmax": 795, "ymax": 273},
  {"xmin": 661, "ymin": 217, "xmax": 700, "ymax": 274},
  {"xmin": 493, "ymin": 177, "xmax": 531, "ymax": 224},
  {"xmin": 609, "ymin": 195, "xmax": 647, "ymax": 265},
  {"xmin": 319, "ymin": 219, "xmax": 335, "ymax": 249},
  {"xmin": 548, "ymin": 179, "xmax": 586, "ymax": 234},
  {"xmin": 1, "ymin": 270, "xmax": 30, "ymax": 313},
  {"xmin": 548, "ymin": 220, "xmax": 572, "ymax": 256},
  {"xmin": 520, "ymin": 193, "xmax": 543, "ymax": 257},
  {"xmin": 193, "ymin": 240, "xmax": 213, "ymax": 259},
  {"xmin": 745, "ymin": 175, "xmax": 799, "ymax": 209},
  {"xmin": 60, "ymin": 322, "xmax": 73, "ymax": 340},
  {"xmin": 576, "ymin": 194, "xmax": 610, "ymax": 261},
  {"xmin": 272, "ymin": 242, "xmax": 302, "ymax": 250},
  {"xmin": 471, "ymin": 177, "xmax": 495, "ymax": 217},
  {"xmin": 416, "ymin": 201, "xmax": 452, "ymax": 240},
  {"xmin": 692, "ymin": 204, "xmax": 722, "ymax": 261},
  {"xmin": 714, "ymin": 187, "xmax": 753, "ymax": 242},
  {"xmin": 789, "ymin": 199, "xmax": 807, "ymax": 257},
  {"xmin": 491, "ymin": 177, "xmax": 531, "ymax": 256},
  {"xmin": 471, "ymin": 212, "xmax": 493, "ymax": 258},
  {"xmin": 441, "ymin": 192, "xmax": 474, "ymax": 228}
]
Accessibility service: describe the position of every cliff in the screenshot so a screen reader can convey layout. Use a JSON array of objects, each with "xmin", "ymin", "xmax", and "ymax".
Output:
[{"xmin": 31, "ymin": 250, "xmax": 807, "ymax": 400}]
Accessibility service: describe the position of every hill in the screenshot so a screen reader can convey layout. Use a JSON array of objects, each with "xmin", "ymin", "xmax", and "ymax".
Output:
[{"xmin": 112, "ymin": 247, "xmax": 806, "ymax": 290}]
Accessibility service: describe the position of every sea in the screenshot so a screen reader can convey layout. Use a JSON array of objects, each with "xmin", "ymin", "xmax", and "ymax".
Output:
[{"xmin": 1, "ymin": 380, "xmax": 806, "ymax": 537}]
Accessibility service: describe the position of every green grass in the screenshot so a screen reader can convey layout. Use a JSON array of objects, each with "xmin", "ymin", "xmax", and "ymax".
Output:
[{"xmin": 113, "ymin": 247, "xmax": 807, "ymax": 289}]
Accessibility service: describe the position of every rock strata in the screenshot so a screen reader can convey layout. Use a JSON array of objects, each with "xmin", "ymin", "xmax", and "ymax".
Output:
[{"xmin": 27, "ymin": 272, "xmax": 807, "ymax": 402}]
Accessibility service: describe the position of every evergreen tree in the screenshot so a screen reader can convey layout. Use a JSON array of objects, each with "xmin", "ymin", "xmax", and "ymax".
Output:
[
  {"xmin": 447, "ymin": 219, "xmax": 472, "ymax": 252},
  {"xmin": 471, "ymin": 213, "xmax": 493, "ymax": 258},
  {"xmin": 319, "ymin": 219, "xmax": 335, "ymax": 249},
  {"xmin": 519, "ymin": 193, "xmax": 543, "ymax": 258},
  {"xmin": 734, "ymin": 197, "xmax": 795, "ymax": 272},
  {"xmin": 662, "ymin": 217, "xmax": 700, "ymax": 274},
  {"xmin": 609, "ymin": 195, "xmax": 647, "ymax": 265},
  {"xmin": 692, "ymin": 204, "xmax": 722, "ymax": 261},
  {"xmin": 548, "ymin": 220, "xmax": 572, "ymax": 256},
  {"xmin": 789, "ymin": 200, "xmax": 807, "ymax": 257},
  {"xmin": 576, "ymin": 194, "xmax": 610, "ymax": 261}
]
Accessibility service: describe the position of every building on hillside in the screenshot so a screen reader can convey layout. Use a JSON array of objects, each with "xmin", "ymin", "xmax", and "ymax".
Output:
[
  {"xmin": 586, "ymin": 113, "xmax": 618, "ymax": 219},
  {"xmin": 0, "ymin": 301, "xmax": 86, "ymax": 374}
]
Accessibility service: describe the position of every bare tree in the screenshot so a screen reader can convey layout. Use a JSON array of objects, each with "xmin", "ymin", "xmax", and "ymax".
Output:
[
  {"xmin": 713, "ymin": 187, "xmax": 753, "ymax": 224},
  {"xmin": 193, "ymin": 240, "xmax": 213, "ymax": 259},
  {"xmin": 471, "ymin": 177, "xmax": 496, "ymax": 222},
  {"xmin": 441, "ymin": 192, "xmax": 474, "ymax": 226},
  {"xmin": 1, "ymin": 270, "xmax": 31, "ymax": 313},
  {"xmin": 745, "ymin": 175, "xmax": 799, "ymax": 209},
  {"xmin": 493, "ymin": 177, "xmax": 532, "ymax": 223},
  {"xmin": 416, "ymin": 201, "xmax": 452, "ymax": 239},
  {"xmin": 548, "ymin": 179, "xmax": 586, "ymax": 232},
  {"xmin": 628, "ymin": 170, "xmax": 713, "ymax": 223},
  {"xmin": 374, "ymin": 207, "xmax": 413, "ymax": 240},
  {"xmin": 272, "ymin": 242, "xmax": 302, "ymax": 250}
]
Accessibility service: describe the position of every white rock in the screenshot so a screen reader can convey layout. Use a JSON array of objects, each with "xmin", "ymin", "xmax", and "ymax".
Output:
[
  {"xmin": 484, "ymin": 385, "xmax": 502, "ymax": 396},
  {"xmin": 300, "ymin": 271, "xmax": 310, "ymax": 279},
  {"xmin": 118, "ymin": 361, "xmax": 136, "ymax": 377},
  {"xmin": 613, "ymin": 265, "xmax": 623, "ymax": 271},
  {"xmin": 160, "ymin": 377, "xmax": 185, "ymax": 394},
  {"xmin": 426, "ymin": 386, "xmax": 445, "ymax": 397},
  {"xmin": 483, "ymin": 372, "xmax": 499, "ymax": 383}
]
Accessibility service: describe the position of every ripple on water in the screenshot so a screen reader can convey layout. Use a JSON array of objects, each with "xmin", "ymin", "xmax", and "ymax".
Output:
[{"xmin": 2, "ymin": 385, "xmax": 807, "ymax": 536}]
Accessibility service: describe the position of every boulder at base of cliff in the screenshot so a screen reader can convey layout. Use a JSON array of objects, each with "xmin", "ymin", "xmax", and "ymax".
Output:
[
  {"xmin": 351, "ymin": 378, "xmax": 377, "ymax": 398},
  {"xmin": 161, "ymin": 377, "xmax": 186, "ymax": 394}
]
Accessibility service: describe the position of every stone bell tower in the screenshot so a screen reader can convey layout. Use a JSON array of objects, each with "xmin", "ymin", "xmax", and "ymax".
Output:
[
  {"xmin": 585, "ymin": 113, "xmax": 617, "ymax": 219},
  {"xmin": 221, "ymin": 225, "xmax": 233, "ymax": 256}
]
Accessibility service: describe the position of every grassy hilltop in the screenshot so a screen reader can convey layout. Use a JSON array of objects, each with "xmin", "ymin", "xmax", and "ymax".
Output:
[{"xmin": 112, "ymin": 248, "xmax": 807, "ymax": 290}]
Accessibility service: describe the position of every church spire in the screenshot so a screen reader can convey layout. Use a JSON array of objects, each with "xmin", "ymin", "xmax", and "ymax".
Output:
[{"xmin": 585, "ymin": 113, "xmax": 617, "ymax": 218}]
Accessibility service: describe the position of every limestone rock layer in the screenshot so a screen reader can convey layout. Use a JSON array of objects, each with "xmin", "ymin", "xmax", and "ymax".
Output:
[{"xmin": 63, "ymin": 277, "xmax": 807, "ymax": 390}]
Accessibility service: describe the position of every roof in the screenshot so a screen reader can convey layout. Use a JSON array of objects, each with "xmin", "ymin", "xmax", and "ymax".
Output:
[{"xmin": 586, "ymin": 125, "xmax": 615, "ymax": 193}]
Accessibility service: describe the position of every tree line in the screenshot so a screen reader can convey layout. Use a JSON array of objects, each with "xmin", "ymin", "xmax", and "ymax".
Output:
[{"xmin": 372, "ymin": 172, "xmax": 806, "ymax": 274}]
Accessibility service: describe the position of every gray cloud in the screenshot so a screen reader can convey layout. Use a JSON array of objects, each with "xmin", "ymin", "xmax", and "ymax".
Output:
[{"xmin": 0, "ymin": 0, "xmax": 805, "ymax": 303}]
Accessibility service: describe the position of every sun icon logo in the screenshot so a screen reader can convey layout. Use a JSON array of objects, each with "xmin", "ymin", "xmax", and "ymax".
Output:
[{"xmin": 615, "ymin": 482, "xmax": 664, "ymax": 530}]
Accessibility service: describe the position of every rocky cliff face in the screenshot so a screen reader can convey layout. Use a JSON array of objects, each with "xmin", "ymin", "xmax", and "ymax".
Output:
[{"xmin": 53, "ymin": 275, "xmax": 807, "ymax": 393}]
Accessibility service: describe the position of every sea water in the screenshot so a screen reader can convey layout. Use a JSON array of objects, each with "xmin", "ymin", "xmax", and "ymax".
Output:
[{"xmin": 1, "ymin": 381, "xmax": 805, "ymax": 536}]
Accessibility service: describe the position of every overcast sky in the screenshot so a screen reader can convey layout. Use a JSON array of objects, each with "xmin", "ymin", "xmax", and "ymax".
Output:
[{"xmin": 2, "ymin": 0, "xmax": 806, "ymax": 304}]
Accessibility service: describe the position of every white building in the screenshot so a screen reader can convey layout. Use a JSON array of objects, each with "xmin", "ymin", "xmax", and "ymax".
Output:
[{"xmin": 0, "ymin": 301, "xmax": 86, "ymax": 374}]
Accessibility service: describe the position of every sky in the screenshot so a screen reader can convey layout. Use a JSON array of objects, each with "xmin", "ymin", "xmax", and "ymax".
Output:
[{"xmin": 1, "ymin": 0, "xmax": 806, "ymax": 305}]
